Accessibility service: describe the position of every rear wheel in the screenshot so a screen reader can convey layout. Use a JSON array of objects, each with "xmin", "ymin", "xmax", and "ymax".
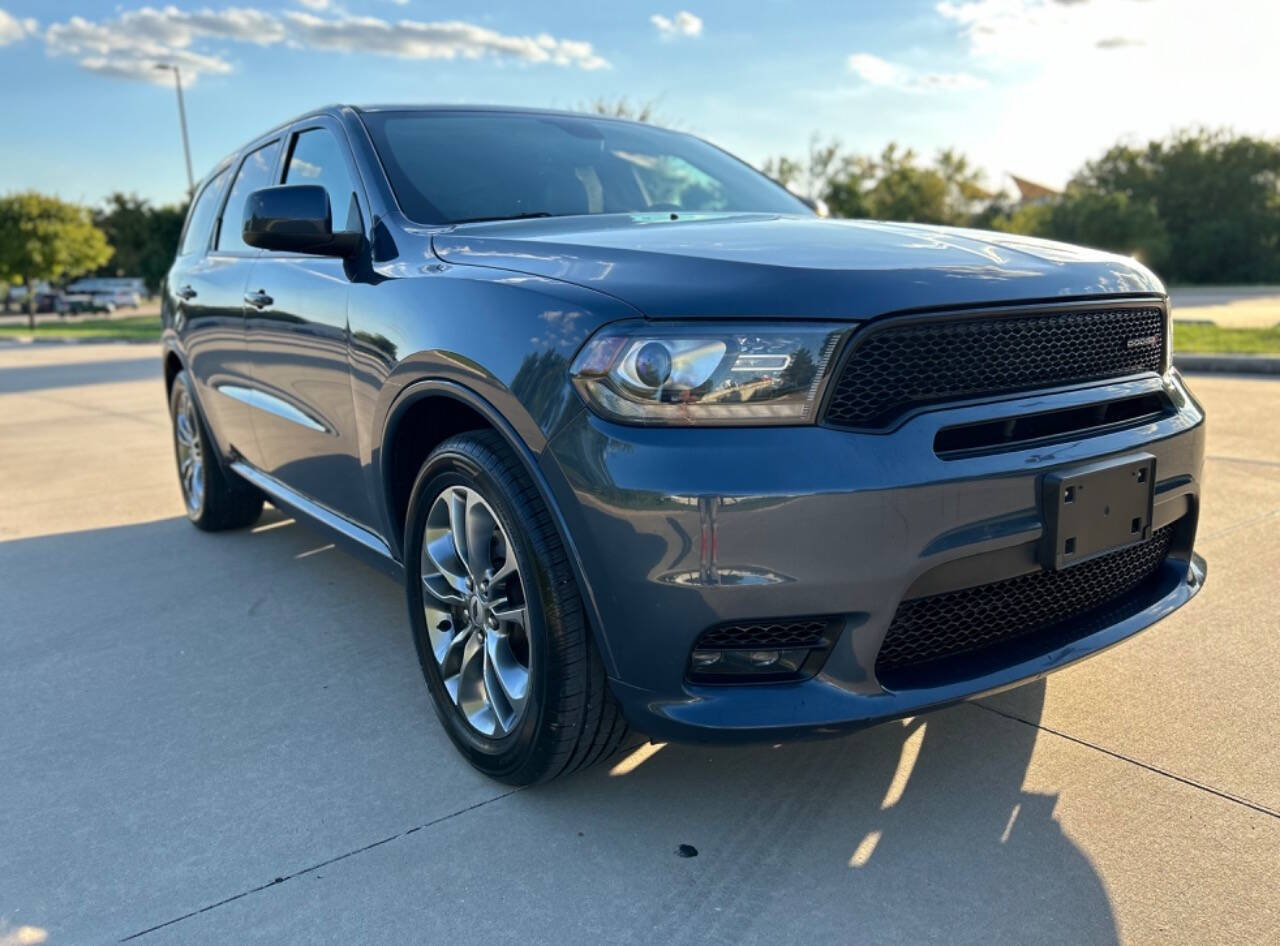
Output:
[
  {"xmin": 169, "ymin": 370, "xmax": 263, "ymax": 531},
  {"xmin": 404, "ymin": 430, "xmax": 627, "ymax": 784}
]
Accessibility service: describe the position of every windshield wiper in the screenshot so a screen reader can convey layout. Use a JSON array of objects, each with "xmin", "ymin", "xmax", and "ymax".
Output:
[{"xmin": 448, "ymin": 211, "xmax": 555, "ymax": 225}]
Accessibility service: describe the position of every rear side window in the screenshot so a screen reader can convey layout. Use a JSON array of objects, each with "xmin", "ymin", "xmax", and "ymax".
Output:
[
  {"xmin": 179, "ymin": 169, "xmax": 228, "ymax": 256},
  {"xmin": 217, "ymin": 139, "xmax": 283, "ymax": 253},
  {"xmin": 285, "ymin": 128, "xmax": 360, "ymax": 231}
]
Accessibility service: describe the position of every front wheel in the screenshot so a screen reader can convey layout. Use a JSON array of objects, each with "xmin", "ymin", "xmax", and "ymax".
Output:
[{"xmin": 404, "ymin": 431, "xmax": 627, "ymax": 784}]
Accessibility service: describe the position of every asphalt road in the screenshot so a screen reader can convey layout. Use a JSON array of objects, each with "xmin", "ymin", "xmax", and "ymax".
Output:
[{"xmin": 1, "ymin": 343, "xmax": 1278, "ymax": 946}]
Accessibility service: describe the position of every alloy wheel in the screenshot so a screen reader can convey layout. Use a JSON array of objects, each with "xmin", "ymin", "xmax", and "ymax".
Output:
[
  {"xmin": 420, "ymin": 485, "xmax": 532, "ymax": 737},
  {"xmin": 174, "ymin": 387, "xmax": 205, "ymax": 516}
]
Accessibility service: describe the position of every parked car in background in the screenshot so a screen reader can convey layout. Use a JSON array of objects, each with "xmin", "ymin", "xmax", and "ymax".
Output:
[
  {"xmin": 66, "ymin": 277, "xmax": 146, "ymax": 298},
  {"xmin": 162, "ymin": 105, "xmax": 1207, "ymax": 785},
  {"xmin": 91, "ymin": 289, "xmax": 140, "ymax": 309},
  {"xmin": 63, "ymin": 293, "xmax": 114, "ymax": 314},
  {"xmin": 33, "ymin": 292, "xmax": 70, "ymax": 315}
]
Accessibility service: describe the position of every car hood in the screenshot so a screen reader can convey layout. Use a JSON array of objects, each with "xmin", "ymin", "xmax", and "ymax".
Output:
[{"xmin": 431, "ymin": 213, "xmax": 1164, "ymax": 319}]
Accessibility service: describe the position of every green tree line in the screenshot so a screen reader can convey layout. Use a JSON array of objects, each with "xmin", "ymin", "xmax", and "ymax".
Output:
[
  {"xmin": 765, "ymin": 128, "xmax": 1280, "ymax": 284},
  {"xmin": 0, "ymin": 191, "xmax": 188, "ymax": 328},
  {"xmin": 2, "ymin": 126, "xmax": 1278, "ymax": 327}
]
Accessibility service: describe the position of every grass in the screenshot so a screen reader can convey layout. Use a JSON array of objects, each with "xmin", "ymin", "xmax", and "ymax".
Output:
[
  {"xmin": 1173, "ymin": 322, "xmax": 1280, "ymax": 355},
  {"xmin": 0, "ymin": 315, "xmax": 162, "ymax": 341}
]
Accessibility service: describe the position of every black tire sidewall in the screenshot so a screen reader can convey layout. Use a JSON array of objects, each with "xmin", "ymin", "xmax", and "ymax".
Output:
[{"xmin": 404, "ymin": 440, "xmax": 555, "ymax": 777}]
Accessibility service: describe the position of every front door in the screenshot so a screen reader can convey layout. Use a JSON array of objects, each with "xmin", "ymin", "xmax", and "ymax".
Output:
[{"xmin": 243, "ymin": 119, "xmax": 373, "ymax": 527}]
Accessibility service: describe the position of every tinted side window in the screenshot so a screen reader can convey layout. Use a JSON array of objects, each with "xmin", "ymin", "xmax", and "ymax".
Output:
[
  {"xmin": 217, "ymin": 139, "xmax": 283, "ymax": 252},
  {"xmin": 179, "ymin": 169, "xmax": 228, "ymax": 256},
  {"xmin": 285, "ymin": 128, "xmax": 359, "ymax": 231}
]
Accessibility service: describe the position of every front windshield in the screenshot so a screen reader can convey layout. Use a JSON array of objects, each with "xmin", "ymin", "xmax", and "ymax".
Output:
[{"xmin": 360, "ymin": 110, "xmax": 811, "ymax": 225}]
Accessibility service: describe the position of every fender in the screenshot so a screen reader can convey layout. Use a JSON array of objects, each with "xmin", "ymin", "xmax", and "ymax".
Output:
[{"xmin": 378, "ymin": 378, "xmax": 618, "ymax": 676}]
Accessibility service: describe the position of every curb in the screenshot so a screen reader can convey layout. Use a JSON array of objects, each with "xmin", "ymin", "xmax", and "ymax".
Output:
[{"xmin": 1175, "ymin": 354, "xmax": 1280, "ymax": 376}]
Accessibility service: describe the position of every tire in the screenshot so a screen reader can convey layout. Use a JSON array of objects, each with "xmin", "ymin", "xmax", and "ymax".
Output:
[
  {"xmin": 168, "ymin": 370, "xmax": 263, "ymax": 531},
  {"xmin": 404, "ymin": 430, "xmax": 628, "ymax": 784}
]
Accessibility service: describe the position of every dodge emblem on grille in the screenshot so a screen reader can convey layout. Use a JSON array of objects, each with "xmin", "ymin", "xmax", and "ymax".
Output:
[{"xmin": 1127, "ymin": 334, "xmax": 1160, "ymax": 349}]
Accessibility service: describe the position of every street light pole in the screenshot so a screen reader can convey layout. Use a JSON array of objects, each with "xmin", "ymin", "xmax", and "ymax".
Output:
[{"xmin": 155, "ymin": 63, "xmax": 194, "ymax": 194}]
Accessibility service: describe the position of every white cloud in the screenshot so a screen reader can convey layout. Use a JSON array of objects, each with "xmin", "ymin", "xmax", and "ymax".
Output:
[
  {"xmin": 847, "ymin": 52, "xmax": 986, "ymax": 91},
  {"xmin": 847, "ymin": 53, "xmax": 901, "ymax": 85},
  {"xmin": 0, "ymin": 8, "xmax": 37, "ymax": 46},
  {"xmin": 282, "ymin": 12, "xmax": 608, "ymax": 68},
  {"xmin": 297, "ymin": 0, "xmax": 331, "ymax": 10},
  {"xmin": 935, "ymin": 0, "xmax": 1159, "ymax": 60},
  {"xmin": 40, "ymin": 4, "xmax": 610, "ymax": 84},
  {"xmin": 928, "ymin": 0, "xmax": 1280, "ymax": 186},
  {"xmin": 650, "ymin": 11, "xmax": 703, "ymax": 38},
  {"xmin": 44, "ymin": 14, "xmax": 238, "ymax": 85}
]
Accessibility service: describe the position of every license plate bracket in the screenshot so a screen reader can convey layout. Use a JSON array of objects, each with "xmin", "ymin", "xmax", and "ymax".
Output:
[{"xmin": 1040, "ymin": 454, "xmax": 1156, "ymax": 570}]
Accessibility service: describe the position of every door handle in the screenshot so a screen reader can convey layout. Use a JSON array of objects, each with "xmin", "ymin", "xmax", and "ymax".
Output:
[
  {"xmin": 244, "ymin": 290, "xmax": 273, "ymax": 310},
  {"xmin": 177, "ymin": 285, "xmax": 197, "ymax": 300}
]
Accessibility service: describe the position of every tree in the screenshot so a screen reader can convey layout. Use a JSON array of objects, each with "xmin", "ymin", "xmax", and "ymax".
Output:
[
  {"xmin": 762, "ymin": 137, "xmax": 875, "ymax": 216},
  {"xmin": 582, "ymin": 97, "xmax": 667, "ymax": 125},
  {"xmin": 0, "ymin": 192, "xmax": 113, "ymax": 329},
  {"xmin": 986, "ymin": 129, "xmax": 1276, "ymax": 278},
  {"xmin": 93, "ymin": 192, "xmax": 189, "ymax": 294},
  {"xmin": 763, "ymin": 137, "xmax": 845, "ymax": 201},
  {"xmin": 1072, "ymin": 130, "xmax": 1280, "ymax": 283},
  {"xmin": 762, "ymin": 141, "xmax": 989, "ymax": 224},
  {"xmin": 1050, "ymin": 189, "xmax": 1169, "ymax": 269},
  {"xmin": 863, "ymin": 144, "xmax": 950, "ymax": 223},
  {"xmin": 988, "ymin": 189, "xmax": 1169, "ymax": 268}
]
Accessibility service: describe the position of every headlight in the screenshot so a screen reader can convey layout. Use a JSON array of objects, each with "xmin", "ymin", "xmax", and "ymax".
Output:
[{"xmin": 570, "ymin": 322, "xmax": 847, "ymax": 426}]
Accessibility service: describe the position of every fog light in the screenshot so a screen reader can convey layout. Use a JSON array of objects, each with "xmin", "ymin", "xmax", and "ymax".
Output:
[
  {"xmin": 688, "ymin": 647, "xmax": 811, "ymax": 681},
  {"xmin": 690, "ymin": 650, "xmax": 722, "ymax": 669}
]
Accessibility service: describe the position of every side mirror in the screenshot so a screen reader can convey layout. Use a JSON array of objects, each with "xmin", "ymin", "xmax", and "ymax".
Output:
[{"xmin": 242, "ymin": 185, "xmax": 361, "ymax": 257}]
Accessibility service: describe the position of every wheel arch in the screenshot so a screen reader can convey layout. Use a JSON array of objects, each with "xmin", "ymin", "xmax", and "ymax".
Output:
[
  {"xmin": 379, "ymin": 380, "xmax": 616, "ymax": 675},
  {"xmin": 161, "ymin": 340, "xmax": 236, "ymax": 475},
  {"xmin": 163, "ymin": 346, "xmax": 184, "ymax": 395}
]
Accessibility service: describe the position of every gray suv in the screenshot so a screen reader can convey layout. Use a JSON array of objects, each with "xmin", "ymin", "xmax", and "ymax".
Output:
[{"xmin": 162, "ymin": 105, "xmax": 1206, "ymax": 783}]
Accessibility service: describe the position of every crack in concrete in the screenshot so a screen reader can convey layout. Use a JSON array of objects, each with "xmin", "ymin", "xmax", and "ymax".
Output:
[
  {"xmin": 1206, "ymin": 454, "xmax": 1280, "ymax": 470},
  {"xmin": 972, "ymin": 702, "xmax": 1280, "ymax": 821},
  {"xmin": 1198, "ymin": 507, "xmax": 1280, "ymax": 542},
  {"xmin": 119, "ymin": 788, "xmax": 523, "ymax": 942}
]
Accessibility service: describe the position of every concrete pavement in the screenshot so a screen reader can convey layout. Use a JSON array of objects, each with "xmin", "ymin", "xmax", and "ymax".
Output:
[
  {"xmin": 1170, "ymin": 285, "xmax": 1280, "ymax": 328},
  {"xmin": 1, "ymin": 343, "xmax": 1277, "ymax": 945}
]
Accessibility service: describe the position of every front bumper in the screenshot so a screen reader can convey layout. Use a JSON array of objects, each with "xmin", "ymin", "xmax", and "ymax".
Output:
[{"xmin": 541, "ymin": 370, "xmax": 1207, "ymax": 742}]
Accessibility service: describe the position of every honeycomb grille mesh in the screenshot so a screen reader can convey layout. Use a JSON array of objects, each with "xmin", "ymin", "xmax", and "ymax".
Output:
[
  {"xmin": 696, "ymin": 620, "xmax": 828, "ymax": 650},
  {"xmin": 825, "ymin": 305, "xmax": 1166, "ymax": 429},
  {"xmin": 876, "ymin": 526, "xmax": 1174, "ymax": 676}
]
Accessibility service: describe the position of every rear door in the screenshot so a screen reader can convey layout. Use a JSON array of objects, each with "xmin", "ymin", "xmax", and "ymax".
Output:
[{"xmin": 242, "ymin": 117, "xmax": 373, "ymax": 527}]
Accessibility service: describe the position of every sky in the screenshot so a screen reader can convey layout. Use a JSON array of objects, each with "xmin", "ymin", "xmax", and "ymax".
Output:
[{"xmin": 0, "ymin": 0, "xmax": 1276, "ymax": 208}]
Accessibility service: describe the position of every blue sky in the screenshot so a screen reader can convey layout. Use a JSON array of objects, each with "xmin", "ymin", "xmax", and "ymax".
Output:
[{"xmin": 1, "ymin": 0, "xmax": 1274, "ymax": 208}]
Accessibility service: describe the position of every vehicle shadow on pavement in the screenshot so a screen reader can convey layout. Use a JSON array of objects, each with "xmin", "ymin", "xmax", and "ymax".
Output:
[
  {"xmin": 526, "ymin": 681, "xmax": 1118, "ymax": 945},
  {"xmin": 0, "ymin": 355, "xmax": 160, "ymax": 394},
  {"xmin": 0, "ymin": 509, "xmax": 1117, "ymax": 945}
]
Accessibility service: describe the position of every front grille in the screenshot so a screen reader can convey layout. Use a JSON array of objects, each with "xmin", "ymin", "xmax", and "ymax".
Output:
[
  {"xmin": 696, "ymin": 619, "xmax": 828, "ymax": 650},
  {"xmin": 876, "ymin": 525, "xmax": 1174, "ymax": 681},
  {"xmin": 824, "ymin": 304, "xmax": 1166, "ymax": 429}
]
